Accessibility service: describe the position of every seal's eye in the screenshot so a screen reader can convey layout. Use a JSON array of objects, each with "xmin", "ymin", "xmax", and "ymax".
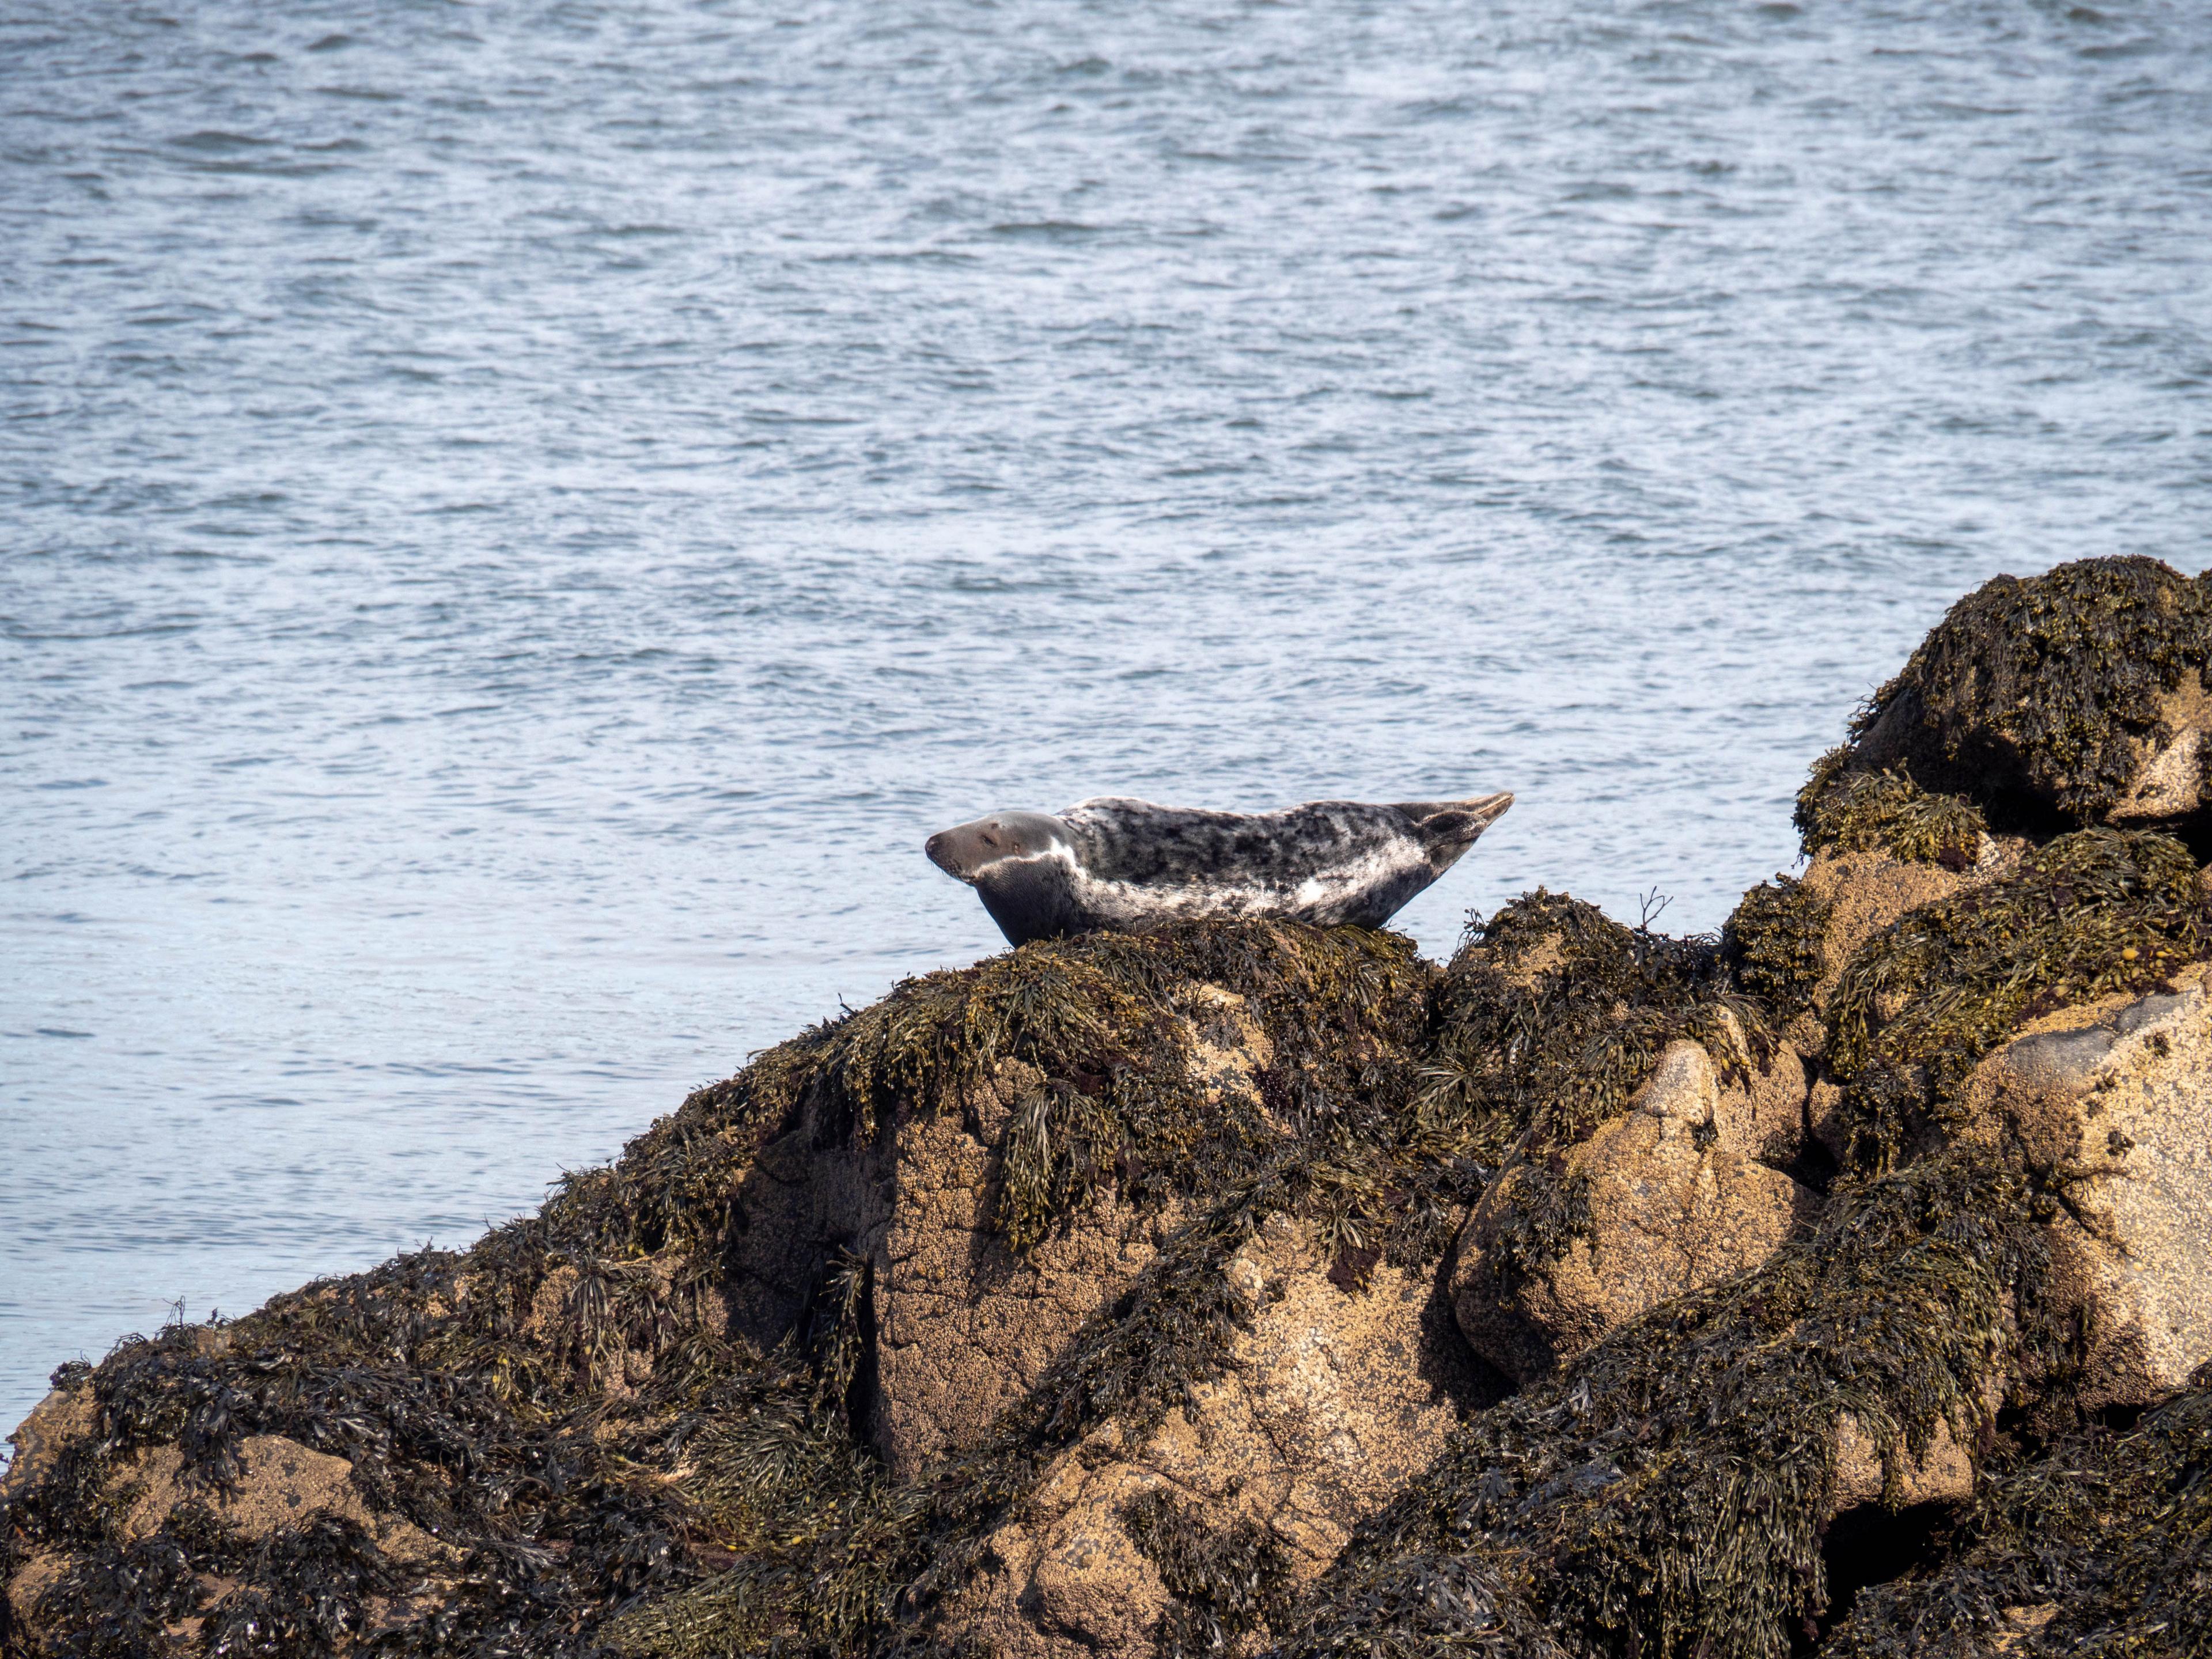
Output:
[{"xmin": 980, "ymin": 833, "xmax": 999, "ymax": 849}]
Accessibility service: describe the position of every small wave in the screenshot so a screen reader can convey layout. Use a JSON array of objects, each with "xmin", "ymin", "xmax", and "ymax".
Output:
[{"xmin": 172, "ymin": 129, "xmax": 274, "ymax": 151}]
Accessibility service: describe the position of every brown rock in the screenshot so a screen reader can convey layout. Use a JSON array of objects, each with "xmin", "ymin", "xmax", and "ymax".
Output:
[
  {"xmin": 1831, "ymin": 1412, "xmax": 1976, "ymax": 1510},
  {"xmin": 1796, "ymin": 846, "xmax": 1998, "ymax": 1021},
  {"xmin": 1794, "ymin": 841, "xmax": 2021, "ymax": 1161},
  {"xmin": 7, "ymin": 1428, "xmax": 453, "ymax": 1654},
  {"xmin": 1992, "ymin": 1602, "xmax": 2060, "ymax": 1653},
  {"xmin": 2107, "ymin": 680, "xmax": 2212, "ymax": 821},
  {"xmin": 1452, "ymin": 1039, "xmax": 1820, "ymax": 1383},
  {"xmin": 0, "ymin": 1374, "xmax": 94, "ymax": 1503},
  {"xmin": 1966, "ymin": 969, "xmax": 2212, "ymax": 1406},
  {"xmin": 865, "ymin": 1059, "xmax": 1185, "ymax": 1476},
  {"xmin": 3, "ymin": 1548, "xmax": 67, "ymax": 1636},
  {"xmin": 722, "ymin": 985, "xmax": 1271, "ymax": 1479},
  {"xmin": 940, "ymin": 1214, "xmax": 1479, "ymax": 1658},
  {"xmin": 113, "ymin": 1434, "xmax": 447, "ymax": 1563},
  {"xmin": 3, "ymin": 1385, "xmax": 96, "ymax": 1651}
]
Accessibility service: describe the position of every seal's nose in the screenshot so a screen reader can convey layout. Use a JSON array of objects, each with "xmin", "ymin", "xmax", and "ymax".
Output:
[{"xmin": 925, "ymin": 830, "xmax": 950, "ymax": 871}]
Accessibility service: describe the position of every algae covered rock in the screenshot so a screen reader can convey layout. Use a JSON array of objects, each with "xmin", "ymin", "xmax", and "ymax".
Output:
[
  {"xmin": 941, "ymin": 1212, "xmax": 1483, "ymax": 1658},
  {"xmin": 1823, "ymin": 1378, "xmax": 2212, "ymax": 1658},
  {"xmin": 1956, "ymin": 969, "xmax": 2212, "ymax": 1408},
  {"xmin": 0, "ymin": 919, "xmax": 1450, "ymax": 1659},
  {"xmin": 1451, "ymin": 1035, "xmax": 1819, "ymax": 1383},
  {"xmin": 1279, "ymin": 1147, "xmax": 2041, "ymax": 1659},
  {"xmin": 1822, "ymin": 556, "xmax": 2212, "ymax": 827}
]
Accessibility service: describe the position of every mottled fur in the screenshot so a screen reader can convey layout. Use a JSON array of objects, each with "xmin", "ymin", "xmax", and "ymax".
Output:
[{"xmin": 926, "ymin": 793, "xmax": 1513, "ymax": 946}]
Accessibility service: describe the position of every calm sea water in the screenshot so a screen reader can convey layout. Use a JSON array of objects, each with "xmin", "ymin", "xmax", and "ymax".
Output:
[{"xmin": 4, "ymin": 0, "xmax": 2208, "ymax": 1442}]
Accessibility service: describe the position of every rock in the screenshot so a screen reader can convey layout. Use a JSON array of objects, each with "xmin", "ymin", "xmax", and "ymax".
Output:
[
  {"xmin": 857, "ymin": 985, "xmax": 1275, "ymax": 1475},
  {"xmin": 1831, "ymin": 1389, "xmax": 2001, "ymax": 1512},
  {"xmin": 18, "ymin": 555, "xmax": 2212, "ymax": 1659},
  {"xmin": 863, "ymin": 1059, "xmax": 1187, "ymax": 1476},
  {"xmin": 1451, "ymin": 1037, "xmax": 1821, "ymax": 1384},
  {"xmin": 3, "ymin": 1547, "xmax": 67, "ymax": 1640},
  {"xmin": 2, "ymin": 1376, "xmax": 96, "ymax": 1635},
  {"xmin": 1840, "ymin": 557, "xmax": 2212, "ymax": 826},
  {"xmin": 1791, "ymin": 841, "xmax": 2022, "ymax": 1160},
  {"xmin": 722, "ymin": 985, "xmax": 1274, "ymax": 1478},
  {"xmin": 1965, "ymin": 969, "xmax": 2212, "ymax": 1406},
  {"xmin": 1832, "ymin": 1411, "xmax": 1976, "ymax": 1510},
  {"xmin": 0, "ymin": 1373, "xmax": 94, "ymax": 1504},
  {"xmin": 113, "ymin": 1434, "xmax": 446, "ymax": 1563},
  {"xmin": 2108, "ymin": 679, "xmax": 2212, "ymax": 822},
  {"xmin": 941, "ymin": 1214, "xmax": 1482, "ymax": 1657},
  {"xmin": 5, "ymin": 1423, "xmax": 451, "ymax": 1650},
  {"xmin": 1795, "ymin": 849, "xmax": 1986, "ymax": 1017}
]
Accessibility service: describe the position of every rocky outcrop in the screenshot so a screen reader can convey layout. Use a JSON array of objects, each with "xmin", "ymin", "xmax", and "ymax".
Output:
[
  {"xmin": 2, "ymin": 1359, "xmax": 452, "ymax": 1652},
  {"xmin": 859, "ymin": 1060, "xmax": 1185, "ymax": 1477},
  {"xmin": 1827, "ymin": 556, "xmax": 2212, "ymax": 826},
  {"xmin": 944, "ymin": 1214, "xmax": 1483, "ymax": 1658},
  {"xmin": 12, "ymin": 556, "xmax": 2212, "ymax": 1659},
  {"xmin": 724, "ymin": 990, "xmax": 1275, "ymax": 1478},
  {"xmin": 1451, "ymin": 1034, "xmax": 1819, "ymax": 1383},
  {"xmin": 1792, "ymin": 840, "xmax": 2020, "ymax": 1161},
  {"xmin": 1960, "ymin": 969, "xmax": 2212, "ymax": 1408}
]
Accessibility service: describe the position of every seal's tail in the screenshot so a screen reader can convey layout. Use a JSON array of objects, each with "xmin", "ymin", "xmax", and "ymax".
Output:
[{"xmin": 1392, "ymin": 791, "xmax": 1514, "ymax": 861}]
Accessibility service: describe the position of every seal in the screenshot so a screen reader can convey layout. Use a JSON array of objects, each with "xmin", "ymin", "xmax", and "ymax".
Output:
[{"xmin": 925, "ymin": 791, "xmax": 1514, "ymax": 946}]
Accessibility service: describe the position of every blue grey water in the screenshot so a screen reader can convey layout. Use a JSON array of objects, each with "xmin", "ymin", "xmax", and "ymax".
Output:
[{"xmin": 3, "ymin": 0, "xmax": 2209, "ymax": 1444}]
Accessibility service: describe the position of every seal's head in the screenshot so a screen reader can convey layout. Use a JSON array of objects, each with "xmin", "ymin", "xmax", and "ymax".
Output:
[
  {"xmin": 925, "ymin": 811, "xmax": 1073, "ymax": 884},
  {"xmin": 925, "ymin": 810, "xmax": 1080, "ymax": 945}
]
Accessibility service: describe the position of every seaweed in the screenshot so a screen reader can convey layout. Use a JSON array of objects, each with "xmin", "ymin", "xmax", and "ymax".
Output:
[
  {"xmin": 1824, "ymin": 1379, "xmax": 2212, "ymax": 1657},
  {"xmin": 1794, "ymin": 765, "xmax": 1989, "ymax": 869},
  {"xmin": 1722, "ymin": 875, "xmax": 1833, "ymax": 1025},
  {"xmin": 1847, "ymin": 556, "xmax": 2212, "ymax": 825},
  {"xmin": 1471, "ymin": 1159, "xmax": 1594, "ymax": 1285},
  {"xmin": 1824, "ymin": 827, "xmax": 2205, "ymax": 1171},
  {"xmin": 1122, "ymin": 1487, "xmax": 1294, "ymax": 1657},
  {"xmin": 20, "ymin": 1531, "xmax": 201, "ymax": 1658}
]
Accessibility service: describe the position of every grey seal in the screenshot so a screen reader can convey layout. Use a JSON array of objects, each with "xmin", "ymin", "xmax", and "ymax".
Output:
[{"xmin": 925, "ymin": 791, "xmax": 1514, "ymax": 946}]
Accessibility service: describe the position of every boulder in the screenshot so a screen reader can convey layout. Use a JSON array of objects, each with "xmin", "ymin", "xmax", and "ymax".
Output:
[
  {"xmin": 116, "ymin": 1434, "xmax": 447, "ymax": 1564},
  {"xmin": 3, "ymin": 1387, "xmax": 450, "ymax": 1649},
  {"xmin": 723, "ymin": 984, "xmax": 1274, "ymax": 1478},
  {"xmin": 1787, "ymin": 838, "xmax": 2030, "ymax": 1162},
  {"xmin": 1832, "ymin": 1411, "xmax": 1975, "ymax": 1510},
  {"xmin": 1451, "ymin": 1036, "xmax": 1821, "ymax": 1384},
  {"xmin": 2, "ymin": 1376, "xmax": 96, "ymax": 1636},
  {"xmin": 0, "ymin": 1372, "xmax": 94, "ymax": 1505},
  {"xmin": 941, "ymin": 1213, "xmax": 1483, "ymax": 1658},
  {"xmin": 1964, "ymin": 968, "xmax": 2212, "ymax": 1407},
  {"xmin": 861, "ymin": 1058, "xmax": 1187, "ymax": 1476},
  {"xmin": 1839, "ymin": 557, "xmax": 2212, "ymax": 826}
]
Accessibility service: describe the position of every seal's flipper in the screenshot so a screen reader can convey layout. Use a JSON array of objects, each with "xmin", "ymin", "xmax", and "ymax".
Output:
[{"xmin": 1393, "ymin": 791, "xmax": 1514, "ymax": 867}]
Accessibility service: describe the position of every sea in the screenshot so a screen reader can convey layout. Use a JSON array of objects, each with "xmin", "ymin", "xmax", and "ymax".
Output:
[{"xmin": 4, "ymin": 0, "xmax": 2209, "ymax": 1443}]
